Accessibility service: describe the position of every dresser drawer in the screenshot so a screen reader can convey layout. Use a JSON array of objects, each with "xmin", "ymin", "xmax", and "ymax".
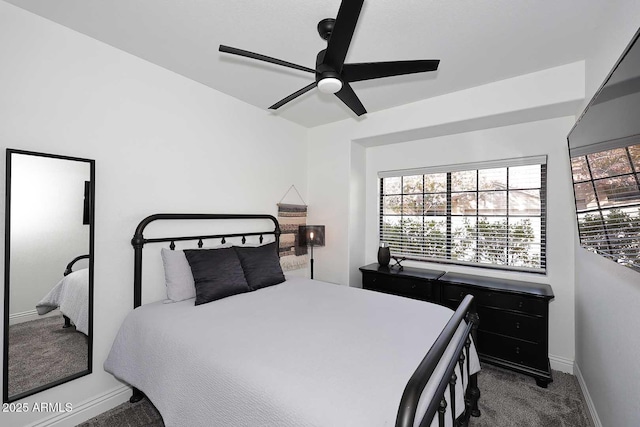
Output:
[
  {"xmin": 477, "ymin": 307, "xmax": 544, "ymax": 343},
  {"xmin": 443, "ymin": 284, "xmax": 546, "ymax": 316},
  {"xmin": 363, "ymin": 273, "xmax": 435, "ymax": 302},
  {"xmin": 391, "ymin": 277, "xmax": 436, "ymax": 301},
  {"xmin": 362, "ymin": 272, "xmax": 380, "ymax": 289},
  {"xmin": 477, "ymin": 331, "xmax": 548, "ymax": 370}
]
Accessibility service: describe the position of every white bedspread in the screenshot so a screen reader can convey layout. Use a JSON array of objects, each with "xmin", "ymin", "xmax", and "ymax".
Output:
[
  {"xmin": 36, "ymin": 268, "xmax": 89, "ymax": 335},
  {"xmin": 105, "ymin": 277, "xmax": 479, "ymax": 427}
]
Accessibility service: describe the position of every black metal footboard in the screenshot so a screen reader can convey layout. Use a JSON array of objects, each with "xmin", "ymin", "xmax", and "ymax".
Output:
[{"xmin": 396, "ymin": 295, "xmax": 480, "ymax": 427}]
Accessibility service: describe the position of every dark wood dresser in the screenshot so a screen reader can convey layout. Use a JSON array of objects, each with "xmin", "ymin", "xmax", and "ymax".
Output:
[{"xmin": 359, "ymin": 263, "xmax": 555, "ymax": 387}]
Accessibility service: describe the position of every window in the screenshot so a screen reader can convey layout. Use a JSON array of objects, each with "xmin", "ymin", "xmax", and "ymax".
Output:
[
  {"xmin": 571, "ymin": 142, "xmax": 640, "ymax": 271},
  {"xmin": 379, "ymin": 157, "xmax": 547, "ymax": 273}
]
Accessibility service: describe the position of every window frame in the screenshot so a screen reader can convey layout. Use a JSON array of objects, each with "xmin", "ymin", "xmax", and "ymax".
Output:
[{"xmin": 379, "ymin": 159, "xmax": 547, "ymax": 274}]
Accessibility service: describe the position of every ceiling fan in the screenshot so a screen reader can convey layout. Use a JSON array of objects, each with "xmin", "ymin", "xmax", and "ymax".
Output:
[{"xmin": 219, "ymin": 0, "xmax": 440, "ymax": 116}]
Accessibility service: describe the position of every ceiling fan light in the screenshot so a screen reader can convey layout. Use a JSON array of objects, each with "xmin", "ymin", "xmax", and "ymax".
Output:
[{"xmin": 318, "ymin": 77, "xmax": 343, "ymax": 94}]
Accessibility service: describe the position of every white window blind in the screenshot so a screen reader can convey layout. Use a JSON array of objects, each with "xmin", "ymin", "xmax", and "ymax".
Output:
[
  {"xmin": 379, "ymin": 156, "xmax": 547, "ymax": 273},
  {"xmin": 571, "ymin": 142, "xmax": 640, "ymax": 271}
]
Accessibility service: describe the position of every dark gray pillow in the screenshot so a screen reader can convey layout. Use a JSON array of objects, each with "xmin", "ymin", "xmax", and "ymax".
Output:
[
  {"xmin": 184, "ymin": 248, "xmax": 250, "ymax": 305},
  {"xmin": 233, "ymin": 242, "xmax": 285, "ymax": 290}
]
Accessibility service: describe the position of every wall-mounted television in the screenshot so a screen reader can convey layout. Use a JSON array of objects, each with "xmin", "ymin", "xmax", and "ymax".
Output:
[{"xmin": 567, "ymin": 27, "xmax": 640, "ymax": 272}]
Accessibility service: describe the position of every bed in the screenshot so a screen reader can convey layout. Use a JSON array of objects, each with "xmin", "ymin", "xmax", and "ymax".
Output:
[
  {"xmin": 104, "ymin": 214, "xmax": 481, "ymax": 427},
  {"xmin": 35, "ymin": 254, "xmax": 90, "ymax": 334}
]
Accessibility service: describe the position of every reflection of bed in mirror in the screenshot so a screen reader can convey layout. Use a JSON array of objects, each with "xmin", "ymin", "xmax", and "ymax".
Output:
[
  {"xmin": 36, "ymin": 254, "xmax": 90, "ymax": 335},
  {"xmin": 8, "ymin": 259, "xmax": 89, "ymax": 398}
]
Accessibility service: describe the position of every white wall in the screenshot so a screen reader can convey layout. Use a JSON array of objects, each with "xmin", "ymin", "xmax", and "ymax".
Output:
[
  {"xmin": 9, "ymin": 154, "xmax": 90, "ymax": 315},
  {"xmin": 575, "ymin": 250, "xmax": 640, "ymax": 427},
  {"xmin": 348, "ymin": 142, "xmax": 367, "ymax": 288},
  {"xmin": 574, "ymin": 1, "xmax": 640, "ymax": 426},
  {"xmin": 0, "ymin": 2, "xmax": 307, "ymax": 426}
]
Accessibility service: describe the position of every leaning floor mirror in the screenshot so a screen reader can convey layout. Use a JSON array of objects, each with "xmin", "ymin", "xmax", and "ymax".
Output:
[{"xmin": 3, "ymin": 149, "xmax": 94, "ymax": 402}]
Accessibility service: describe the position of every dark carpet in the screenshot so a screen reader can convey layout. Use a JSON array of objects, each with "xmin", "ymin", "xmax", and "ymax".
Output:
[
  {"xmin": 78, "ymin": 364, "xmax": 593, "ymax": 427},
  {"xmin": 8, "ymin": 314, "xmax": 88, "ymax": 398},
  {"xmin": 471, "ymin": 364, "xmax": 593, "ymax": 427},
  {"xmin": 78, "ymin": 399, "xmax": 164, "ymax": 427}
]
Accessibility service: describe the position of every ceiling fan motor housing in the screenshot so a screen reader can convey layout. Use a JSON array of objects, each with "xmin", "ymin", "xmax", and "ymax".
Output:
[
  {"xmin": 317, "ymin": 18, "xmax": 336, "ymax": 41},
  {"xmin": 315, "ymin": 49, "xmax": 343, "ymax": 93}
]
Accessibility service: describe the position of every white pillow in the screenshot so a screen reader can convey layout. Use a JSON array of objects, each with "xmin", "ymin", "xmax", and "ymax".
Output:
[{"xmin": 161, "ymin": 245, "xmax": 232, "ymax": 302}]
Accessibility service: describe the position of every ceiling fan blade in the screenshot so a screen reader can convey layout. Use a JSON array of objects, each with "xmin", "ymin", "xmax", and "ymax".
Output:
[
  {"xmin": 269, "ymin": 82, "xmax": 317, "ymax": 110},
  {"xmin": 219, "ymin": 45, "xmax": 315, "ymax": 74},
  {"xmin": 334, "ymin": 82, "xmax": 366, "ymax": 116},
  {"xmin": 323, "ymin": 0, "xmax": 364, "ymax": 72},
  {"xmin": 342, "ymin": 59, "xmax": 440, "ymax": 82}
]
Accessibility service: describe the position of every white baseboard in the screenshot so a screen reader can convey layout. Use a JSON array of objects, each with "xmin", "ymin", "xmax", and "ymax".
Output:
[
  {"xmin": 26, "ymin": 385, "xmax": 131, "ymax": 427},
  {"xmin": 9, "ymin": 309, "xmax": 60, "ymax": 325},
  {"xmin": 548, "ymin": 353, "xmax": 574, "ymax": 373},
  {"xmin": 574, "ymin": 362, "xmax": 602, "ymax": 427}
]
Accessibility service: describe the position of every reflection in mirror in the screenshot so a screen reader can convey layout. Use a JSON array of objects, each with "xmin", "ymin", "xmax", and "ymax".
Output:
[{"xmin": 3, "ymin": 149, "xmax": 94, "ymax": 402}]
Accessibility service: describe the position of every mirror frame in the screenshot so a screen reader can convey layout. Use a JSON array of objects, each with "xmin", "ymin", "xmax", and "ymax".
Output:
[{"xmin": 3, "ymin": 149, "xmax": 95, "ymax": 403}]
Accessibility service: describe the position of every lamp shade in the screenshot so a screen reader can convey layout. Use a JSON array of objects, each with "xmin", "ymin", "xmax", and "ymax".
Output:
[{"xmin": 298, "ymin": 225, "xmax": 325, "ymax": 247}]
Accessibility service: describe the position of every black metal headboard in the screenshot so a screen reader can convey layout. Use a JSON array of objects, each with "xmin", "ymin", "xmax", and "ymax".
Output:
[{"xmin": 131, "ymin": 213, "xmax": 281, "ymax": 308}]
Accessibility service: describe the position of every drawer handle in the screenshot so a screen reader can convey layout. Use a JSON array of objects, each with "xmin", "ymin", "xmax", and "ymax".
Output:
[
  {"xmin": 516, "ymin": 322, "xmax": 521, "ymax": 329},
  {"xmin": 518, "ymin": 301, "xmax": 524, "ymax": 308},
  {"xmin": 515, "ymin": 346, "xmax": 520, "ymax": 354},
  {"xmin": 372, "ymin": 278, "xmax": 377, "ymax": 282}
]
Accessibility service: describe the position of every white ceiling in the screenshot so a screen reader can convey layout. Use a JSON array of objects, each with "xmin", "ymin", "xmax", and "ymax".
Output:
[{"xmin": 5, "ymin": 0, "xmax": 607, "ymax": 128}]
